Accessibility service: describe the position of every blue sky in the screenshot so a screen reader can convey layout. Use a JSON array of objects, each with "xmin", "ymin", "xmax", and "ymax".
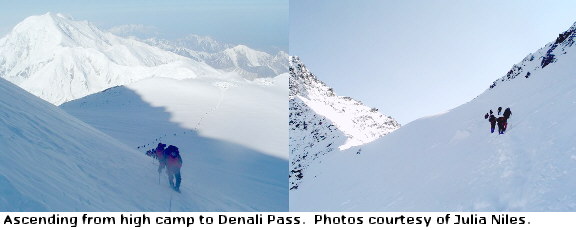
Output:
[
  {"xmin": 0, "ymin": 0, "xmax": 288, "ymax": 52},
  {"xmin": 290, "ymin": 0, "xmax": 576, "ymax": 124}
]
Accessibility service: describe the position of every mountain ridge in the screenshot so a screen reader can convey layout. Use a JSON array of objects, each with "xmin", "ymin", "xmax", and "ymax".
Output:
[
  {"xmin": 291, "ymin": 20, "xmax": 576, "ymax": 211},
  {"xmin": 0, "ymin": 13, "xmax": 220, "ymax": 105},
  {"xmin": 289, "ymin": 56, "xmax": 400, "ymax": 190}
]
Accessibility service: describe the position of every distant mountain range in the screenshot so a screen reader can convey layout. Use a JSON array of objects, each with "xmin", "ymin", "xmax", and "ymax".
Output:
[{"xmin": 0, "ymin": 12, "xmax": 287, "ymax": 105}]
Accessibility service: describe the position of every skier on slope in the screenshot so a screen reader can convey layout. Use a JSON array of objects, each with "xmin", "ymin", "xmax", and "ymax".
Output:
[
  {"xmin": 156, "ymin": 143, "xmax": 167, "ymax": 173},
  {"xmin": 488, "ymin": 114, "xmax": 497, "ymax": 133},
  {"xmin": 165, "ymin": 145, "xmax": 183, "ymax": 192}
]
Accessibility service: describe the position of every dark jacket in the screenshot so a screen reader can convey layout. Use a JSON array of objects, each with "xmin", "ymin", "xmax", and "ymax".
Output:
[
  {"xmin": 489, "ymin": 115, "xmax": 496, "ymax": 124},
  {"xmin": 503, "ymin": 108, "xmax": 512, "ymax": 119}
]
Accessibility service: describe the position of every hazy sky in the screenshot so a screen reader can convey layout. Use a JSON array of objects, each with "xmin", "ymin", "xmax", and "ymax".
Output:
[
  {"xmin": 290, "ymin": 0, "xmax": 576, "ymax": 124},
  {"xmin": 0, "ymin": 0, "xmax": 288, "ymax": 52}
]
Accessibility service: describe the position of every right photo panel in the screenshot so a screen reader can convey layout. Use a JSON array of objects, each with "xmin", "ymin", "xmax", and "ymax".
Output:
[{"xmin": 289, "ymin": 0, "xmax": 576, "ymax": 211}]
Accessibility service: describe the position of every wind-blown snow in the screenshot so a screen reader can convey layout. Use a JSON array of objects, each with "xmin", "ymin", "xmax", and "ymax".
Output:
[{"xmin": 291, "ymin": 21, "xmax": 576, "ymax": 211}]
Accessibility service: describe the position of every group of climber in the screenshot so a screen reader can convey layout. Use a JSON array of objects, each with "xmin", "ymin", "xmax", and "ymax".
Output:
[
  {"xmin": 484, "ymin": 107, "xmax": 512, "ymax": 134},
  {"xmin": 152, "ymin": 143, "xmax": 183, "ymax": 192}
]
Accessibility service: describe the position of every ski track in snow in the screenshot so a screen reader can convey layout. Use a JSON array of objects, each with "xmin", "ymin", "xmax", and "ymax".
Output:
[
  {"xmin": 195, "ymin": 82, "xmax": 233, "ymax": 130},
  {"xmin": 60, "ymin": 76, "xmax": 288, "ymax": 211}
]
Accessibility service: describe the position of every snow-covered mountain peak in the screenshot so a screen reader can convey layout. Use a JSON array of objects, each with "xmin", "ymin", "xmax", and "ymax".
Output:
[
  {"xmin": 176, "ymin": 34, "xmax": 232, "ymax": 53},
  {"xmin": 489, "ymin": 21, "xmax": 576, "ymax": 89},
  {"xmin": 289, "ymin": 56, "xmax": 332, "ymax": 99},
  {"xmin": 289, "ymin": 56, "xmax": 400, "ymax": 190},
  {"xmin": 0, "ymin": 13, "xmax": 220, "ymax": 105},
  {"xmin": 289, "ymin": 56, "xmax": 400, "ymax": 149},
  {"xmin": 11, "ymin": 12, "xmax": 108, "ymax": 49},
  {"xmin": 140, "ymin": 36, "xmax": 288, "ymax": 79}
]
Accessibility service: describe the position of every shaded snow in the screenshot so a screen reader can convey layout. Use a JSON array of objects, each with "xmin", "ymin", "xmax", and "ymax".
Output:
[
  {"xmin": 61, "ymin": 75, "xmax": 289, "ymax": 211},
  {"xmin": 0, "ymin": 78, "xmax": 194, "ymax": 211}
]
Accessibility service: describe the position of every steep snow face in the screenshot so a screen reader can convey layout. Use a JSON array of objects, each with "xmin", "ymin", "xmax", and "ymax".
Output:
[
  {"xmin": 291, "ymin": 23, "xmax": 576, "ymax": 211},
  {"xmin": 0, "ymin": 77, "xmax": 193, "ymax": 211},
  {"xmin": 60, "ymin": 75, "xmax": 289, "ymax": 211},
  {"xmin": 290, "ymin": 56, "xmax": 400, "ymax": 149},
  {"xmin": 490, "ymin": 21, "xmax": 576, "ymax": 89},
  {"xmin": 0, "ymin": 13, "xmax": 220, "ymax": 105},
  {"xmin": 289, "ymin": 96, "xmax": 347, "ymax": 190},
  {"xmin": 143, "ymin": 37, "xmax": 288, "ymax": 79},
  {"xmin": 289, "ymin": 56, "xmax": 400, "ymax": 190}
]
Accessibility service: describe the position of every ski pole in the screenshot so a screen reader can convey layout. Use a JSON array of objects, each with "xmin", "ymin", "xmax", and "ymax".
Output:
[{"xmin": 169, "ymin": 191, "xmax": 173, "ymax": 212}]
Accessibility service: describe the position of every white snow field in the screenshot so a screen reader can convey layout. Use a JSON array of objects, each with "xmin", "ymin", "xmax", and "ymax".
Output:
[
  {"xmin": 0, "ymin": 13, "xmax": 288, "ymax": 211},
  {"xmin": 0, "ymin": 77, "xmax": 192, "ymax": 211},
  {"xmin": 0, "ymin": 73, "xmax": 287, "ymax": 211},
  {"xmin": 60, "ymin": 74, "xmax": 288, "ymax": 212},
  {"xmin": 291, "ymin": 23, "xmax": 576, "ymax": 211}
]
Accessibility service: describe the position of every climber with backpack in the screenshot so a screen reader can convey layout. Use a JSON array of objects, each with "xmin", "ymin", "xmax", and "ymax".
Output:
[
  {"xmin": 165, "ymin": 145, "xmax": 183, "ymax": 192},
  {"xmin": 503, "ymin": 107, "xmax": 512, "ymax": 119},
  {"xmin": 496, "ymin": 116, "xmax": 507, "ymax": 134},
  {"xmin": 488, "ymin": 114, "xmax": 497, "ymax": 133},
  {"xmin": 502, "ymin": 107, "xmax": 512, "ymax": 131},
  {"xmin": 156, "ymin": 143, "xmax": 167, "ymax": 173}
]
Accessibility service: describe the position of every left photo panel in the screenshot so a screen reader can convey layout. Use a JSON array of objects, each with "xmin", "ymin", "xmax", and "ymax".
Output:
[{"xmin": 0, "ymin": 0, "xmax": 288, "ymax": 211}]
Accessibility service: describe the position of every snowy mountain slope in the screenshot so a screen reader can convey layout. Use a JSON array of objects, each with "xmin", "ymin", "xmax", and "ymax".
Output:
[
  {"xmin": 143, "ymin": 37, "xmax": 289, "ymax": 79},
  {"xmin": 289, "ymin": 56, "xmax": 400, "ymax": 190},
  {"xmin": 0, "ymin": 77, "xmax": 235, "ymax": 211},
  {"xmin": 289, "ymin": 96, "xmax": 347, "ymax": 190},
  {"xmin": 290, "ymin": 56, "xmax": 401, "ymax": 150},
  {"xmin": 142, "ymin": 34, "xmax": 233, "ymax": 54},
  {"xmin": 490, "ymin": 22, "xmax": 576, "ymax": 89},
  {"xmin": 291, "ymin": 22, "xmax": 576, "ymax": 211},
  {"xmin": 60, "ymin": 74, "xmax": 288, "ymax": 211},
  {"xmin": 0, "ymin": 13, "xmax": 220, "ymax": 105}
]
